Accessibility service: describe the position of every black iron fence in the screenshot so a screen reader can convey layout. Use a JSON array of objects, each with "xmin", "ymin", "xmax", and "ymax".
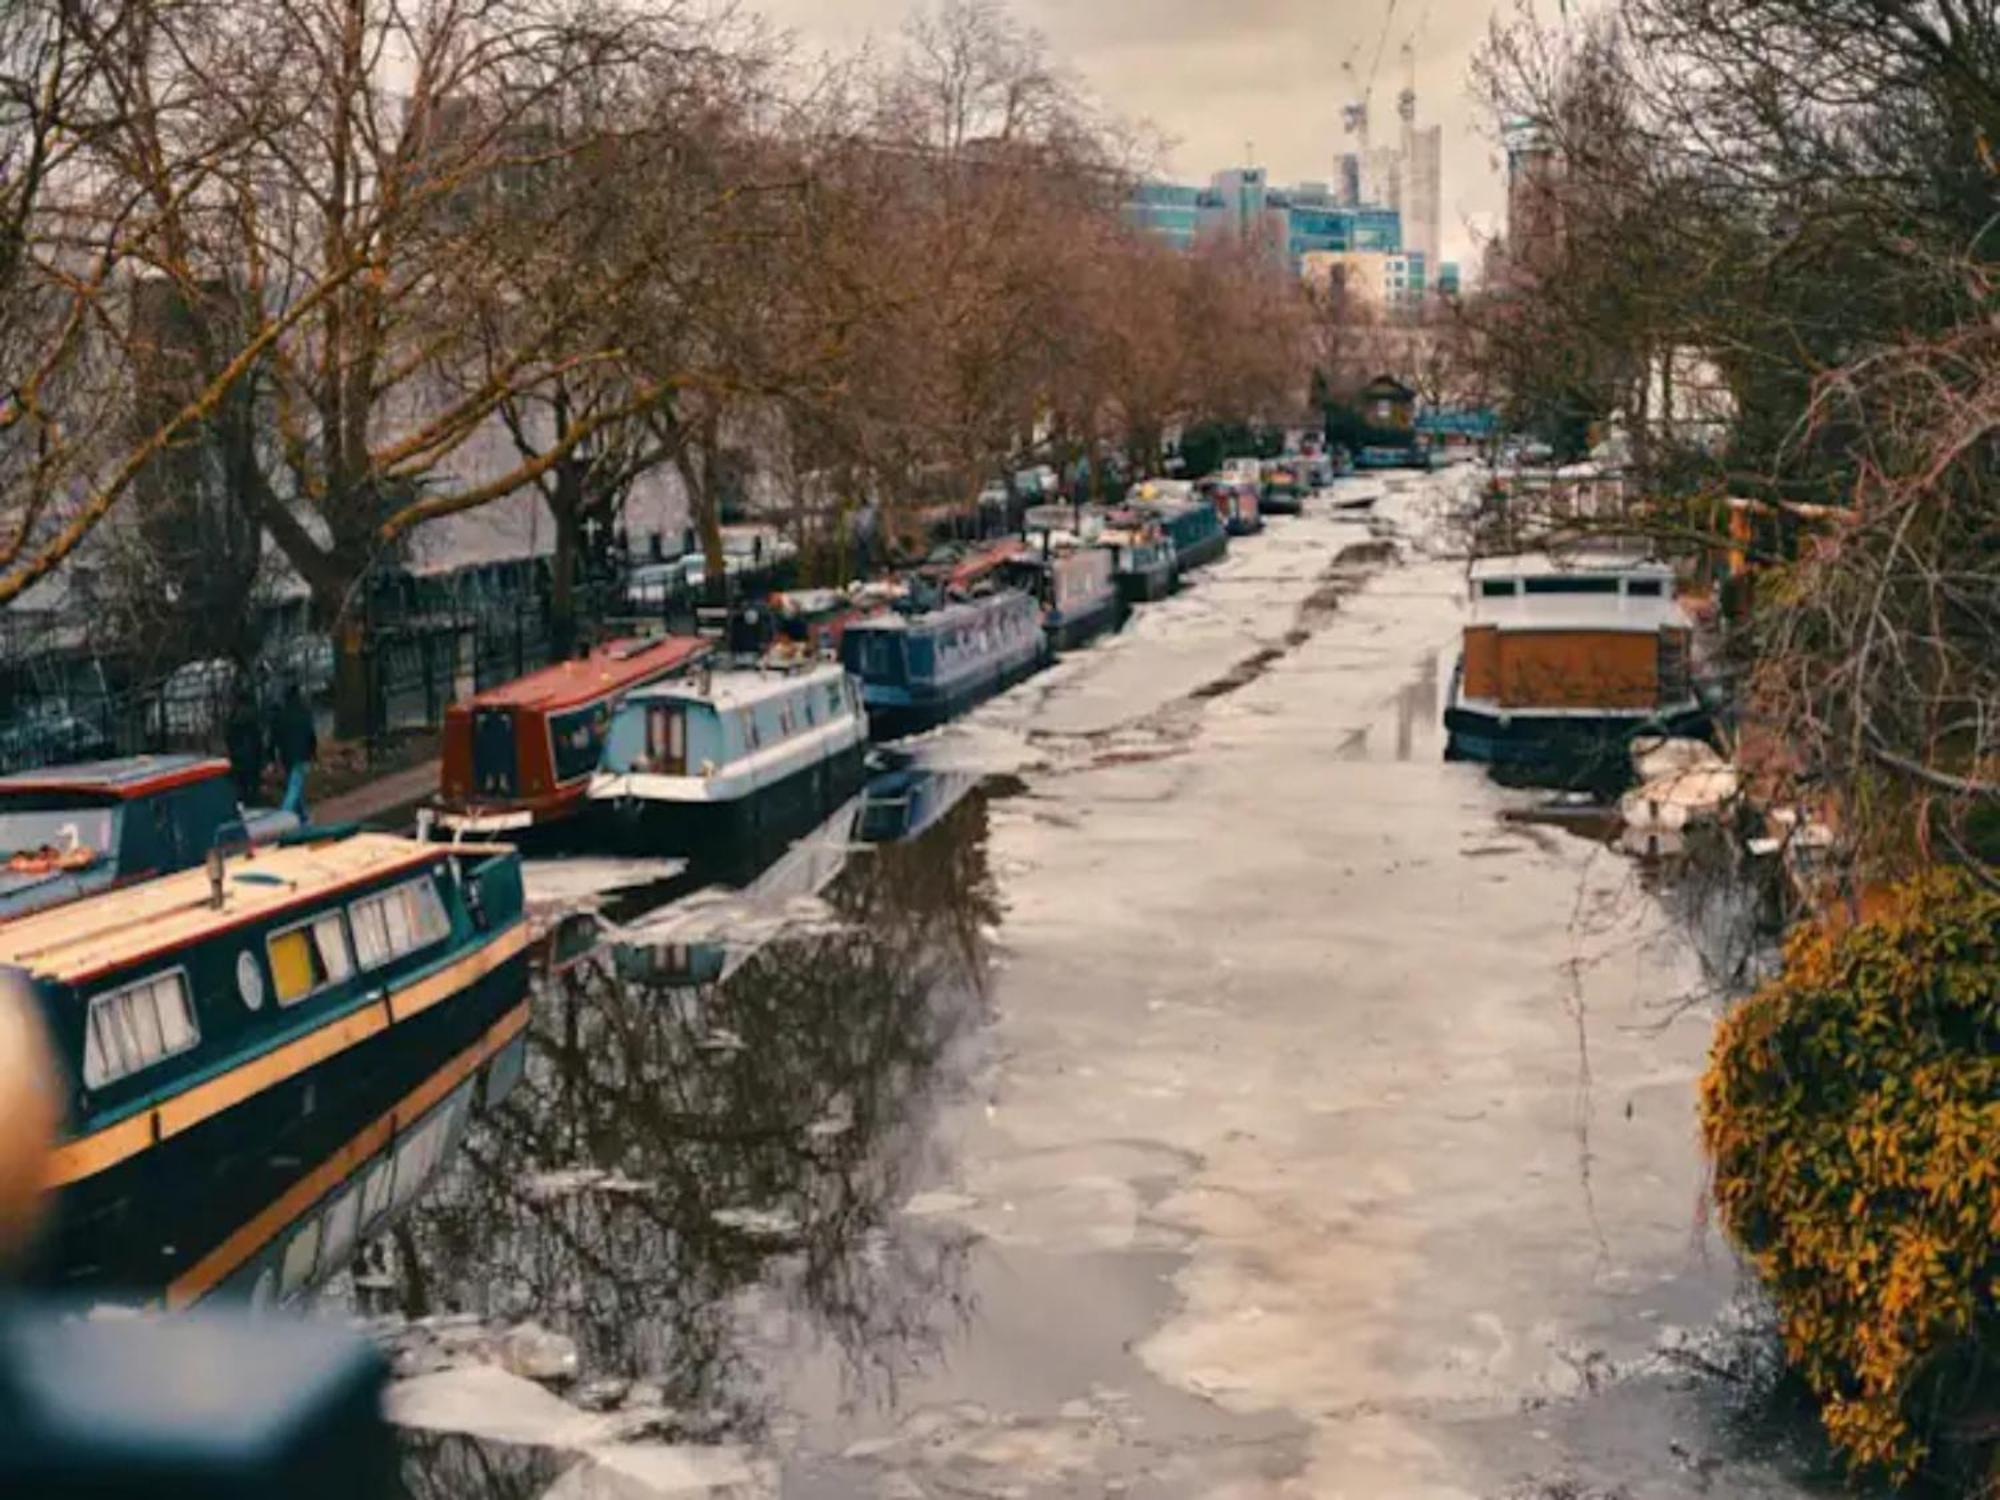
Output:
[{"xmin": 0, "ymin": 541, "xmax": 826, "ymax": 777}]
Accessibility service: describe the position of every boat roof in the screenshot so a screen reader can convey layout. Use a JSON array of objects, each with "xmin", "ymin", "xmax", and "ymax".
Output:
[
  {"xmin": 848, "ymin": 590, "xmax": 1031, "ymax": 634},
  {"xmin": 1470, "ymin": 594, "xmax": 1691, "ymax": 634},
  {"xmin": 938, "ymin": 543, "xmax": 1029, "ymax": 591},
  {"xmin": 0, "ymin": 833, "xmax": 443, "ymax": 985},
  {"xmin": 771, "ymin": 589, "xmax": 855, "ymax": 617},
  {"xmin": 1469, "ymin": 552, "xmax": 1672, "ymax": 580},
  {"xmin": 1468, "ymin": 554, "xmax": 1690, "ymax": 633},
  {"xmin": 467, "ymin": 637, "xmax": 709, "ymax": 714},
  {"xmin": 629, "ymin": 660, "xmax": 847, "ymax": 711},
  {"xmin": 0, "ymin": 755, "xmax": 227, "ymax": 802}
]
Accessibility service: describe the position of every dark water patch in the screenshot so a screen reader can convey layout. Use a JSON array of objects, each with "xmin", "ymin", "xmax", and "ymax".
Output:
[
  {"xmin": 1188, "ymin": 646, "xmax": 1287, "ymax": 702},
  {"xmin": 1501, "ymin": 800, "xmax": 1626, "ymax": 848},
  {"xmin": 1334, "ymin": 539, "xmax": 1399, "ymax": 568}
]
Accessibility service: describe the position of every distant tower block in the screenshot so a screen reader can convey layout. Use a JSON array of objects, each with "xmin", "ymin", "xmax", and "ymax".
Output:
[
  {"xmin": 1396, "ymin": 40, "xmax": 1443, "ymax": 275},
  {"xmin": 1404, "ymin": 124, "xmax": 1443, "ymax": 271}
]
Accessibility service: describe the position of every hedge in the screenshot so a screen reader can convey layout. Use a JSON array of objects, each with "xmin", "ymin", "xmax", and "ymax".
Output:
[{"xmin": 1701, "ymin": 870, "xmax": 2000, "ymax": 1483}]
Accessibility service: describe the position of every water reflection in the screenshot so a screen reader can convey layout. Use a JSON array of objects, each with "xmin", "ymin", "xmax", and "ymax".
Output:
[
  {"xmin": 381, "ymin": 771, "xmax": 1006, "ymax": 1489},
  {"xmin": 36, "ymin": 1004, "xmax": 529, "ymax": 1312}
]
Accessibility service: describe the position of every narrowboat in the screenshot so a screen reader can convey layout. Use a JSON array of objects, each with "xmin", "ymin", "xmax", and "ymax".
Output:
[
  {"xmin": 0, "ymin": 756, "xmax": 297, "ymax": 923},
  {"xmin": 1444, "ymin": 555, "xmax": 1708, "ymax": 769},
  {"xmin": 1130, "ymin": 485, "xmax": 1228, "ymax": 573},
  {"xmin": 770, "ymin": 589, "xmax": 867, "ymax": 658},
  {"xmin": 430, "ymin": 635, "xmax": 709, "ymax": 841},
  {"xmin": 588, "ymin": 660, "xmax": 869, "ymax": 853},
  {"xmin": 5, "ymin": 831, "xmax": 531, "ymax": 1235},
  {"xmin": 1099, "ymin": 509, "xmax": 1177, "ymax": 604},
  {"xmin": 841, "ymin": 589, "xmax": 1047, "ymax": 741},
  {"xmin": 1259, "ymin": 459, "xmax": 1305, "ymax": 515},
  {"xmin": 1003, "ymin": 542, "xmax": 1121, "ymax": 653},
  {"xmin": 1200, "ymin": 478, "xmax": 1264, "ymax": 536}
]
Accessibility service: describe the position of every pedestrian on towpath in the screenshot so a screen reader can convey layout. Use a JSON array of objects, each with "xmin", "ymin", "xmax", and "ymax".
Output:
[
  {"xmin": 225, "ymin": 686, "xmax": 265, "ymax": 808},
  {"xmin": 271, "ymin": 685, "xmax": 318, "ymax": 822}
]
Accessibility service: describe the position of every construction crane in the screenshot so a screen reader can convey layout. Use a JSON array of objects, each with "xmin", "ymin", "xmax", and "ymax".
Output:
[
  {"xmin": 1340, "ymin": 0, "xmax": 1403, "ymax": 158},
  {"xmin": 1399, "ymin": 0, "xmax": 1437, "ymax": 128}
]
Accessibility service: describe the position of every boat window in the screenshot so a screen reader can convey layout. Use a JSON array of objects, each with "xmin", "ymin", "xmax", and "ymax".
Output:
[
  {"xmin": 0, "ymin": 804, "xmax": 116, "ymax": 872},
  {"xmin": 826, "ymin": 681, "xmax": 843, "ymax": 718},
  {"xmin": 1523, "ymin": 577, "xmax": 1621, "ymax": 596},
  {"xmin": 906, "ymin": 637, "xmax": 937, "ymax": 679},
  {"xmin": 267, "ymin": 912, "xmax": 354, "ymax": 1007},
  {"xmin": 1627, "ymin": 579, "xmax": 1665, "ymax": 597},
  {"xmin": 549, "ymin": 703, "xmax": 610, "ymax": 784},
  {"xmin": 1479, "ymin": 580, "xmax": 1518, "ymax": 598},
  {"xmin": 82, "ymin": 969, "xmax": 200, "ymax": 1089},
  {"xmin": 348, "ymin": 878, "xmax": 452, "ymax": 969}
]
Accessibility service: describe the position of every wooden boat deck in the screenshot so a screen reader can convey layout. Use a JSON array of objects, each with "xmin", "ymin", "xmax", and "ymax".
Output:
[{"xmin": 0, "ymin": 833, "xmax": 442, "ymax": 983}]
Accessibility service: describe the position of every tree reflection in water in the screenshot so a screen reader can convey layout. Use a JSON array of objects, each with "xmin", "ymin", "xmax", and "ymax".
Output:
[{"xmin": 387, "ymin": 780, "xmax": 1003, "ymax": 1490}]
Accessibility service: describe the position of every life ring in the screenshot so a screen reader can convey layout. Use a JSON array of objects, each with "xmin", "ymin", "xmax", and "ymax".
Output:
[{"xmin": 6, "ymin": 846, "xmax": 95, "ymax": 876}]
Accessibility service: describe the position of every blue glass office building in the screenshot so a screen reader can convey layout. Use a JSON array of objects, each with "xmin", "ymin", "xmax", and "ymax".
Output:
[{"xmin": 1126, "ymin": 175, "xmax": 1404, "ymax": 272}]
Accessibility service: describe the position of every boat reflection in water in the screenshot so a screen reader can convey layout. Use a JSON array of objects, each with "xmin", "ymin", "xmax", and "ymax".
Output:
[
  {"xmin": 378, "ymin": 766, "xmax": 1009, "ymax": 1491},
  {"xmin": 38, "ymin": 996, "xmax": 530, "ymax": 1312}
]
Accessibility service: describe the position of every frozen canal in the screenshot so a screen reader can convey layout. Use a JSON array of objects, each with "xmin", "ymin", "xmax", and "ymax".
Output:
[{"xmin": 368, "ymin": 473, "xmax": 1835, "ymax": 1499}]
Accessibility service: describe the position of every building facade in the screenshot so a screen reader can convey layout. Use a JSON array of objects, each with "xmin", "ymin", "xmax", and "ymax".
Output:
[
  {"xmin": 1301, "ymin": 249, "xmax": 1430, "ymax": 314},
  {"xmin": 1127, "ymin": 170, "xmax": 1401, "ymax": 272}
]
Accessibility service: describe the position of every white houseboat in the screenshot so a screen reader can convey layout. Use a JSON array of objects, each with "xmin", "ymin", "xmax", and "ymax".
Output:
[
  {"xmin": 1444, "ymin": 554, "xmax": 1707, "ymax": 767},
  {"xmin": 587, "ymin": 661, "xmax": 869, "ymax": 852}
]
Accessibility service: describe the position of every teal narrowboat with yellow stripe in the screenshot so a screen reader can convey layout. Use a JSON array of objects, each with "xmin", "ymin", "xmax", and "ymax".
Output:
[{"xmin": 0, "ymin": 831, "xmax": 530, "ymax": 1230}]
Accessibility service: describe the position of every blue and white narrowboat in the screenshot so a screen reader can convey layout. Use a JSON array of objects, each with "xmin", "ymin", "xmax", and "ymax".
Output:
[
  {"xmin": 4, "ymin": 831, "xmax": 530, "ymax": 1231},
  {"xmin": 841, "ymin": 589, "xmax": 1047, "ymax": 741},
  {"xmin": 588, "ymin": 661, "xmax": 869, "ymax": 853}
]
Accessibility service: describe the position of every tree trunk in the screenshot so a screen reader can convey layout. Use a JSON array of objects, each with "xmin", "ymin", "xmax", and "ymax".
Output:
[
  {"xmin": 672, "ymin": 414, "xmax": 730, "ymax": 611},
  {"xmin": 700, "ymin": 445, "xmax": 726, "ymax": 608},
  {"xmin": 549, "ymin": 463, "xmax": 584, "ymax": 660},
  {"xmin": 331, "ymin": 614, "xmax": 371, "ymax": 742}
]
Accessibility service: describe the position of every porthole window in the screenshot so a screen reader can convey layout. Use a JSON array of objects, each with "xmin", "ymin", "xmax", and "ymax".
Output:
[{"xmin": 236, "ymin": 950, "xmax": 266, "ymax": 1011}]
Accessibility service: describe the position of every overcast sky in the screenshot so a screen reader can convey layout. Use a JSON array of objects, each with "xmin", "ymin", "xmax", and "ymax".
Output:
[{"xmin": 752, "ymin": 0, "xmax": 1513, "ymax": 267}]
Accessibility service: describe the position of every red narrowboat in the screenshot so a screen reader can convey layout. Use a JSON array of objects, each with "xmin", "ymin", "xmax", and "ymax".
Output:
[{"xmin": 431, "ymin": 637, "xmax": 710, "ymax": 840}]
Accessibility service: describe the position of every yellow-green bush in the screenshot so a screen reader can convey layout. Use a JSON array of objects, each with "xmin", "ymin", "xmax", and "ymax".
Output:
[{"xmin": 1701, "ymin": 870, "xmax": 2000, "ymax": 1482}]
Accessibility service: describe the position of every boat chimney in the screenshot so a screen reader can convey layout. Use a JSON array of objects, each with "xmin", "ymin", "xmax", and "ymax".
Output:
[{"xmin": 206, "ymin": 845, "xmax": 225, "ymax": 910}]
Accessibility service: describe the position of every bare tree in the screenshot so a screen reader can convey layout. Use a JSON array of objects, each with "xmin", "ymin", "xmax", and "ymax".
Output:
[{"xmin": 1468, "ymin": 0, "xmax": 1999, "ymax": 882}]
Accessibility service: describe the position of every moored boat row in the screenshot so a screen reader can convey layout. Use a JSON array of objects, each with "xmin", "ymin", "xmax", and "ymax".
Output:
[{"xmin": 401, "ymin": 465, "xmax": 1320, "ymax": 858}]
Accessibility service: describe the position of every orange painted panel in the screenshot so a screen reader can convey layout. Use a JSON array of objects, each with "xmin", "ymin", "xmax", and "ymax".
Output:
[
  {"xmin": 1498, "ymin": 631, "xmax": 1659, "ymax": 710},
  {"xmin": 1463, "ymin": 627, "xmax": 1500, "ymax": 700}
]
